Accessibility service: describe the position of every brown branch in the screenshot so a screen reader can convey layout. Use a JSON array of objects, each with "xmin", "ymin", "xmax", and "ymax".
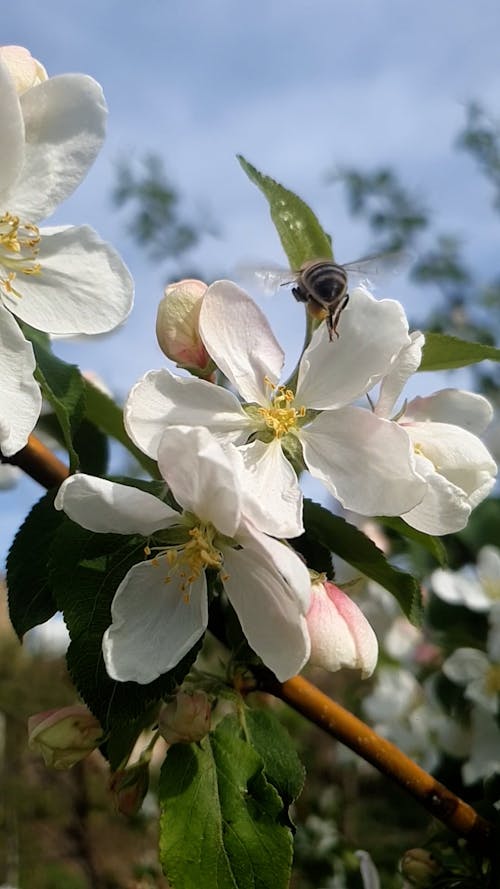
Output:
[
  {"xmin": 260, "ymin": 673, "xmax": 494, "ymax": 855},
  {"xmin": 8, "ymin": 434, "xmax": 496, "ymax": 855}
]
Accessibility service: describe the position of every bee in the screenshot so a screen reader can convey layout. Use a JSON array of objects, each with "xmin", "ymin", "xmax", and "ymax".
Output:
[{"xmin": 246, "ymin": 251, "xmax": 410, "ymax": 341}]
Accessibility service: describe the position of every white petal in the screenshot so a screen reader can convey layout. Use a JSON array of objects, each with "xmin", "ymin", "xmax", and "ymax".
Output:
[
  {"xmin": 401, "ymin": 453, "xmax": 471, "ymax": 535},
  {"xmin": 199, "ymin": 280, "xmax": 284, "ymax": 404},
  {"xmin": 103, "ymin": 558, "xmax": 208, "ymax": 683},
  {"xmin": 478, "ymin": 546, "xmax": 500, "ymax": 592},
  {"xmin": 307, "ymin": 581, "xmax": 378, "ymax": 677},
  {"xmin": 0, "ymin": 302, "xmax": 42, "ymax": 456},
  {"xmin": 5, "ymin": 225, "xmax": 133, "ymax": 334},
  {"xmin": 301, "ymin": 406, "xmax": 426, "ymax": 516},
  {"xmin": 296, "ymin": 286, "xmax": 411, "ymax": 410},
  {"xmin": 7, "ymin": 75, "xmax": 106, "ymax": 221},
  {"xmin": 237, "ymin": 438, "xmax": 304, "ymax": 537},
  {"xmin": 237, "ymin": 521, "xmax": 311, "ymax": 612},
  {"xmin": 443, "ymin": 647, "xmax": 489, "ymax": 684},
  {"xmin": 124, "ymin": 369, "xmax": 254, "ymax": 460},
  {"xmin": 0, "ymin": 59, "xmax": 25, "ymax": 195},
  {"xmin": 405, "ymin": 389, "xmax": 493, "ymax": 434},
  {"xmin": 157, "ymin": 426, "xmax": 241, "ymax": 536},
  {"xmin": 223, "ymin": 543, "xmax": 310, "ymax": 680},
  {"xmin": 375, "ymin": 331, "xmax": 424, "ymax": 418},
  {"xmin": 404, "ymin": 422, "xmax": 497, "ymax": 506},
  {"xmin": 430, "ymin": 566, "xmax": 489, "ymax": 611},
  {"xmin": 55, "ymin": 474, "xmax": 179, "ymax": 535}
]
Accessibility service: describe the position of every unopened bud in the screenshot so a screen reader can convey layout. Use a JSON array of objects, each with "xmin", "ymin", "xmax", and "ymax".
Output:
[
  {"xmin": 0, "ymin": 45, "xmax": 48, "ymax": 94},
  {"xmin": 159, "ymin": 691, "xmax": 211, "ymax": 745},
  {"xmin": 400, "ymin": 848, "xmax": 442, "ymax": 886},
  {"xmin": 110, "ymin": 761, "xmax": 149, "ymax": 817},
  {"xmin": 28, "ymin": 705, "xmax": 103, "ymax": 769},
  {"xmin": 156, "ymin": 279, "xmax": 215, "ymax": 377},
  {"xmin": 307, "ymin": 580, "xmax": 378, "ymax": 677}
]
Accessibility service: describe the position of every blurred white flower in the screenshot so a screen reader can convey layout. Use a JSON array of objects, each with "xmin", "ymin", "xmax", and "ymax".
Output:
[
  {"xmin": 125, "ymin": 281, "xmax": 425, "ymax": 538},
  {"xmin": 462, "ymin": 705, "xmax": 500, "ymax": 785},
  {"xmin": 0, "ymin": 57, "xmax": 133, "ymax": 457},
  {"xmin": 431, "ymin": 546, "xmax": 500, "ymax": 612},
  {"xmin": 56, "ymin": 425, "xmax": 311, "ymax": 684},
  {"xmin": 374, "ymin": 331, "xmax": 496, "ymax": 534}
]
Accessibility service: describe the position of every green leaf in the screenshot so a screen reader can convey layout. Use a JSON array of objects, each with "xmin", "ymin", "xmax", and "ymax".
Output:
[
  {"xmin": 238, "ymin": 156, "xmax": 333, "ymax": 269},
  {"xmin": 419, "ymin": 332, "xmax": 500, "ymax": 371},
  {"xmin": 379, "ymin": 516, "xmax": 448, "ymax": 566},
  {"xmin": 30, "ymin": 337, "xmax": 85, "ymax": 472},
  {"xmin": 6, "ymin": 489, "xmax": 63, "ymax": 637},
  {"xmin": 83, "ymin": 378, "xmax": 161, "ymax": 479},
  {"xmin": 159, "ymin": 714, "xmax": 293, "ymax": 889},
  {"xmin": 50, "ymin": 519, "xmax": 199, "ymax": 731},
  {"xmin": 73, "ymin": 418, "xmax": 109, "ymax": 476},
  {"xmin": 301, "ymin": 500, "xmax": 421, "ymax": 623},
  {"xmin": 244, "ymin": 708, "xmax": 305, "ymax": 813}
]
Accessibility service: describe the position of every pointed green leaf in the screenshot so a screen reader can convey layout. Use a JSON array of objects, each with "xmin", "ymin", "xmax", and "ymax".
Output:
[
  {"xmin": 244, "ymin": 708, "xmax": 305, "ymax": 813},
  {"xmin": 301, "ymin": 500, "xmax": 421, "ymax": 623},
  {"xmin": 6, "ymin": 489, "xmax": 62, "ymax": 637},
  {"xmin": 159, "ymin": 714, "xmax": 293, "ymax": 889},
  {"xmin": 419, "ymin": 332, "xmax": 500, "ymax": 371},
  {"xmin": 238, "ymin": 156, "xmax": 333, "ymax": 269}
]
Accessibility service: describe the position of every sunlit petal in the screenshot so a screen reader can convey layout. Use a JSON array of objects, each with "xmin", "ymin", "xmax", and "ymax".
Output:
[
  {"xmin": 0, "ymin": 301, "xmax": 41, "ymax": 456},
  {"xmin": 405, "ymin": 389, "xmax": 493, "ymax": 434},
  {"xmin": 375, "ymin": 331, "xmax": 424, "ymax": 418},
  {"xmin": 238, "ymin": 438, "xmax": 304, "ymax": 537}
]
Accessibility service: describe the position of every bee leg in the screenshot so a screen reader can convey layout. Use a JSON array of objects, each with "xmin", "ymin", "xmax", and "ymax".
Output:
[
  {"xmin": 329, "ymin": 294, "xmax": 350, "ymax": 340},
  {"xmin": 292, "ymin": 285, "xmax": 309, "ymax": 304}
]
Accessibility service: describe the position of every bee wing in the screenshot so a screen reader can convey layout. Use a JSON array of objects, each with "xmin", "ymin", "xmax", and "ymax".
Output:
[
  {"xmin": 235, "ymin": 263, "xmax": 295, "ymax": 296},
  {"xmin": 343, "ymin": 249, "xmax": 413, "ymax": 279}
]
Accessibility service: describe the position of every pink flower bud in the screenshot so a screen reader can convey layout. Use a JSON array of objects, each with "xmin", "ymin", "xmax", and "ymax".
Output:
[
  {"xmin": 28, "ymin": 705, "xmax": 103, "ymax": 769},
  {"xmin": 159, "ymin": 691, "xmax": 211, "ymax": 745},
  {"xmin": 156, "ymin": 279, "xmax": 214, "ymax": 377},
  {"xmin": 0, "ymin": 45, "xmax": 48, "ymax": 94},
  {"xmin": 400, "ymin": 848, "xmax": 441, "ymax": 885},
  {"xmin": 110, "ymin": 762, "xmax": 149, "ymax": 817},
  {"xmin": 306, "ymin": 580, "xmax": 378, "ymax": 677}
]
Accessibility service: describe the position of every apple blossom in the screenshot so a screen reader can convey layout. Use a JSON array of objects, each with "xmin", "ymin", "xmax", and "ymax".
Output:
[
  {"xmin": 306, "ymin": 579, "xmax": 378, "ymax": 677},
  {"xmin": 159, "ymin": 690, "xmax": 211, "ymax": 744},
  {"xmin": 55, "ymin": 425, "xmax": 311, "ymax": 684},
  {"xmin": 374, "ymin": 331, "xmax": 497, "ymax": 534},
  {"xmin": 156, "ymin": 278, "xmax": 215, "ymax": 377},
  {"xmin": 431, "ymin": 546, "xmax": 500, "ymax": 612},
  {"xmin": 110, "ymin": 762, "xmax": 150, "ymax": 816},
  {"xmin": 125, "ymin": 280, "xmax": 426, "ymax": 538},
  {"xmin": 0, "ymin": 56, "xmax": 133, "ymax": 457},
  {"xmin": 28, "ymin": 705, "xmax": 103, "ymax": 769},
  {"xmin": 0, "ymin": 45, "xmax": 47, "ymax": 95}
]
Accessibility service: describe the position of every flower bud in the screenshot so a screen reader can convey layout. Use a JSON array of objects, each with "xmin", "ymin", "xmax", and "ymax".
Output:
[
  {"xmin": 306, "ymin": 580, "xmax": 378, "ymax": 677},
  {"xmin": 159, "ymin": 691, "xmax": 211, "ymax": 745},
  {"xmin": 0, "ymin": 45, "xmax": 48, "ymax": 94},
  {"xmin": 110, "ymin": 761, "xmax": 149, "ymax": 817},
  {"xmin": 28, "ymin": 705, "xmax": 103, "ymax": 769},
  {"xmin": 400, "ymin": 848, "xmax": 441, "ymax": 885},
  {"xmin": 156, "ymin": 279, "xmax": 214, "ymax": 377}
]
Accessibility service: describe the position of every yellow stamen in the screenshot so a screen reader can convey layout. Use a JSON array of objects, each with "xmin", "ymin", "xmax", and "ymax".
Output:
[
  {"xmin": 147, "ymin": 523, "xmax": 224, "ymax": 595},
  {"xmin": 258, "ymin": 379, "xmax": 306, "ymax": 438},
  {"xmin": 485, "ymin": 664, "xmax": 500, "ymax": 696},
  {"xmin": 0, "ymin": 211, "xmax": 42, "ymax": 298}
]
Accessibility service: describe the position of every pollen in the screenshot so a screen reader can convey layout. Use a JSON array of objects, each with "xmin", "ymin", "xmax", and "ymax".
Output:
[
  {"xmin": 485, "ymin": 664, "xmax": 500, "ymax": 696},
  {"xmin": 147, "ymin": 522, "xmax": 224, "ymax": 596},
  {"xmin": 0, "ymin": 211, "xmax": 42, "ymax": 298},
  {"xmin": 258, "ymin": 378, "xmax": 306, "ymax": 438}
]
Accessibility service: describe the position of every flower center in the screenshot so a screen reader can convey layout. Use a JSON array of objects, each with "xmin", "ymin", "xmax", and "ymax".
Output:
[
  {"xmin": 258, "ymin": 378, "xmax": 306, "ymax": 438},
  {"xmin": 482, "ymin": 577, "xmax": 500, "ymax": 601},
  {"xmin": 146, "ymin": 522, "xmax": 224, "ymax": 600},
  {"xmin": 485, "ymin": 664, "xmax": 500, "ymax": 696},
  {"xmin": 0, "ymin": 211, "xmax": 42, "ymax": 298}
]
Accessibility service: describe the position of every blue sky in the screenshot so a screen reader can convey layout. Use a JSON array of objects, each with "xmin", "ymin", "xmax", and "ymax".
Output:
[{"xmin": 1, "ymin": 0, "xmax": 500, "ymax": 559}]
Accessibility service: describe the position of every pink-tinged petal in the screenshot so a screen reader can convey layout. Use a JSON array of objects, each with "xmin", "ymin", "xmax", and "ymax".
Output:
[
  {"xmin": 375, "ymin": 331, "xmax": 424, "ymax": 419},
  {"xmin": 237, "ymin": 438, "xmax": 304, "ymax": 538},
  {"xmin": 222, "ymin": 544, "xmax": 310, "ymax": 681},
  {"xmin": 404, "ymin": 389, "xmax": 493, "ymax": 434},
  {"xmin": 157, "ymin": 426, "xmax": 241, "ymax": 536},
  {"xmin": 307, "ymin": 581, "xmax": 378, "ymax": 677},
  {"xmin": 0, "ymin": 46, "xmax": 47, "ymax": 95},
  {"xmin": 301, "ymin": 406, "xmax": 426, "ymax": 516},
  {"xmin": 103, "ymin": 558, "xmax": 208, "ymax": 684},
  {"xmin": 296, "ymin": 286, "xmax": 411, "ymax": 410},
  {"xmin": 5, "ymin": 225, "xmax": 133, "ymax": 334},
  {"xmin": 199, "ymin": 280, "xmax": 284, "ymax": 404},
  {"xmin": 0, "ymin": 59, "xmax": 25, "ymax": 195},
  {"xmin": 55, "ymin": 474, "xmax": 179, "ymax": 535},
  {"xmin": 402, "ymin": 452, "xmax": 471, "ymax": 534},
  {"xmin": 405, "ymin": 422, "xmax": 497, "ymax": 507},
  {"xmin": 28, "ymin": 705, "xmax": 102, "ymax": 769},
  {"xmin": 156, "ymin": 279, "xmax": 213, "ymax": 374},
  {"xmin": 124, "ymin": 369, "xmax": 253, "ymax": 460},
  {"xmin": 8, "ymin": 75, "xmax": 106, "ymax": 221},
  {"xmin": 0, "ymin": 302, "xmax": 42, "ymax": 456}
]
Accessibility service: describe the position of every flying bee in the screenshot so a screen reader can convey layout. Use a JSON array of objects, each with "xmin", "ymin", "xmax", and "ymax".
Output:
[{"xmin": 245, "ymin": 251, "xmax": 410, "ymax": 341}]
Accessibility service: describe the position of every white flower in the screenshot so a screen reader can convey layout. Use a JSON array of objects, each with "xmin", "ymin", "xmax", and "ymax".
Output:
[
  {"xmin": 462, "ymin": 706, "xmax": 500, "ymax": 785},
  {"xmin": 0, "ymin": 58, "xmax": 133, "ymax": 457},
  {"xmin": 0, "ymin": 45, "xmax": 47, "ymax": 95},
  {"xmin": 442, "ymin": 619, "xmax": 500, "ymax": 714},
  {"xmin": 374, "ymin": 331, "xmax": 497, "ymax": 534},
  {"xmin": 431, "ymin": 546, "xmax": 500, "ymax": 612},
  {"xmin": 125, "ymin": 281, "xmax": 425, "ymax": 538},
  {"xmin": 55, "ymin": 425, "xmax": 311, "ymax": 684}
]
